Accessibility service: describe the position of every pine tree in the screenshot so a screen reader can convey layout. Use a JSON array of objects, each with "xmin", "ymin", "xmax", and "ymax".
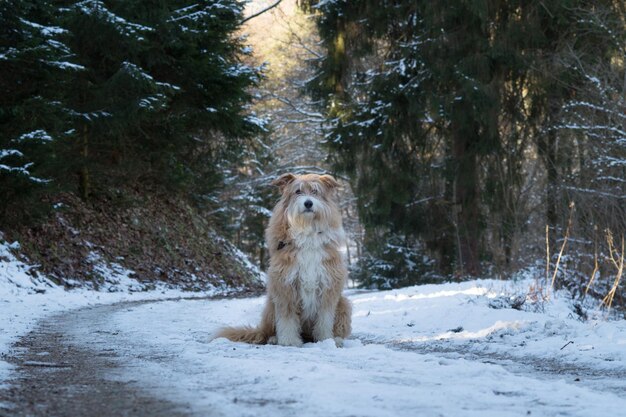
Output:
[
  {"xmin": 0, "ymin": 0, "xmax": 79, "ymax": 223},
  {"xmin": 302, "ymin": 0, "xmax": 619, "ymax": 285},
  {"xmin": 1, "ymin": 1, "xmax": 262, "ymax": 225},
  {"xmin": 55, "ymin": 0, "xmax": 261, "ymax": 199}
]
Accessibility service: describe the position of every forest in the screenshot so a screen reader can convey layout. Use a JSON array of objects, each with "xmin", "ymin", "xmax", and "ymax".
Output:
[
  {"xmin": 1, "ymin": 0, "xmax": 625, "ymax": 307},
  {"xmin": 2, "ymin": 2, "xmax": 626, "ymax": 416},
  {"xmin": 300, "ymin": 0, "xmax": 626, "ymax": 298}
]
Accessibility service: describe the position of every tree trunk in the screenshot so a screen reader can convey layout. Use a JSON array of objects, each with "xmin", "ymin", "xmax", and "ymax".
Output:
[
  {"xmin": 537, "ymin": 126, "xmax": 559, "ymax": 246},
  {"xmin": 78, "ymin": 125, "xmax": 90, "ymax": 200},
  {"xmin": 259, "ymin": 245, "xmax": 265, "ymax": 271},
  {"xmin": 453, "ymin": 131, "xmax": 481, "ymax": 276},
  {"xmin": 546, "ymin": 129, "xmax": 559, "ymax": 229}
]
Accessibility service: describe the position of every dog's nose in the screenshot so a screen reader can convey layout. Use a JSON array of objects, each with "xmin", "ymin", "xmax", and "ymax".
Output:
[{"xmin": 304, "ymin": 199, "xmax": 313, "ymax": 209}]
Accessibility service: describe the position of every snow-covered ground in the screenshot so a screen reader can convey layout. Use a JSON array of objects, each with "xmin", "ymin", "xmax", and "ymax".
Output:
[
  {"xmin": 2, "ymin": 236, "xmax": 626, "ymax": 416},
  {"xmin": 0, "ymin": 240, "xmax": 227, "ymax": 388},
  {"xmin": 65, "ymin": 280, "xmax": 625, "ymax": 417}
]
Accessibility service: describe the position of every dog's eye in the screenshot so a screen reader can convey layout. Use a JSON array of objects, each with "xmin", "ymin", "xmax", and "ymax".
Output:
[
  {"xmin": 311, "ymin": 189, "xmax": 318, "ymax": 195},
  {"xmin": 295, "ymin": 189, "xmax": 302, "ymax": 195}
]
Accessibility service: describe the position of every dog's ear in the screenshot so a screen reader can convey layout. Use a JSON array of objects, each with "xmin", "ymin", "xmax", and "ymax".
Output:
[
  {"xmin": 271, "ymin": 173, "xmax": 296, "ymax": 190},
  {"xmin": 319, "ymin": 174, "xmax": 339, "ymax": 189}
]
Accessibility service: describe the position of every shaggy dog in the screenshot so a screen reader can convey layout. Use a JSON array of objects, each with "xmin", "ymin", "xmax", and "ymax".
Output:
[{"xmin": 215, "ymin": 173, "xmax": 352, "ymax": 347}]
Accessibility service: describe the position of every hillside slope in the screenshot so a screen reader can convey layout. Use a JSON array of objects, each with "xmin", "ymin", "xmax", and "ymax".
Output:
[{"xmin": 4, "ymin": 189, "xmax": 263, "ymax": 292}]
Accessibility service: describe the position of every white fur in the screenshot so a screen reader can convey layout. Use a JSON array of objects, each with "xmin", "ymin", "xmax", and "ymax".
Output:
[
  {"xmin": 287, "ymin": 227, "xmax": 345, "ymax": 320},
  {"xmin": 291, "ymin": 233, "xmax": 328, "ymax": 320},
  {"xmin": 313, "ymin": 308, "xmax": 335, "ymax": 341},
  {"xmin": 285, "ymin": 191, "xmax": 346, "ymax": 324},
  {"xmin": 275, "ymin": 312, "xmax": 303, "ymax": 347}
]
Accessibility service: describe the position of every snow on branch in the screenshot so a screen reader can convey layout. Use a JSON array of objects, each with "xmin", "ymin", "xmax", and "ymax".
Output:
[
  {"xmin": 43, "ymin": 61, "xmax": 85, "ymax": 71},
  {"xmin": 19, "ymin": 18, "xmax": 67, "ymax": 36},
  {"xmin": 13, "ymin": 130, "xmax": 53, "ymax": 143},
  {"xmin": 168, "ymin": 1, "xmax": 242, "ymax": 24},
  {"xmin": 0, "ymin": 151, "xmax": 50, "ymax": 183},
  {"xmin": 73, "ymin": 1, "xmax": 154, "ymax": 38},
  {"xmin": 0, "ymin": 149, "xmax": 23, "ymax": 159},
  {"xmin": 265, "ymin": 93, "xmax": 325, "ymax": 120}
]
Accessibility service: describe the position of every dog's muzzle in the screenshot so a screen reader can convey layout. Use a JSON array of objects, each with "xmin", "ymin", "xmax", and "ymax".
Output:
[{"xmin": 303, "ymin": 199, "xmax": 314, "ymax": 212}]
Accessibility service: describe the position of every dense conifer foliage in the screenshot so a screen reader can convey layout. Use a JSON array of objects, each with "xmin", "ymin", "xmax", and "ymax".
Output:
[
  {"xmin": 1, "ymin": 0, "xmax": 260, "ymax": 224},
  {"xmin": 302, "ymin": 0, "xmax": 625, "ymax": 288}
]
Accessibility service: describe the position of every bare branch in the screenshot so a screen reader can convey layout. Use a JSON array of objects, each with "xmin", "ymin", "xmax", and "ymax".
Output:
[
  {"xmin": 242, "ymin": 0, "xmax": 283, "ymax": 24},
  {"xmin": 266, "ymin": 92, "xmax": 325, "ymax": 119}
]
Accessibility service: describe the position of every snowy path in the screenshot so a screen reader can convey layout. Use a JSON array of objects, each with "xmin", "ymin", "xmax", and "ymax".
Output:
[
  {"xmin": 2, "ymin": 280, "xmax": 626, "ymax": 417},
  {"xmin": 2, "ymin": 299, "xmax": 192, "ymax": 417}
]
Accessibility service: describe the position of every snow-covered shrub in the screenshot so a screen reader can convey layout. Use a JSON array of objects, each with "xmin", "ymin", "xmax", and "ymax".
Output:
[{"xmin": 353, "ymin": 234, "xmax": 439, "ymax": 289}]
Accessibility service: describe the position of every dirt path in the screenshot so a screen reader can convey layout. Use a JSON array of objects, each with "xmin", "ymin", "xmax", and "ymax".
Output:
[{"xmin": 0, "ymin": 301, "xmax": 194, "ymax": 417}]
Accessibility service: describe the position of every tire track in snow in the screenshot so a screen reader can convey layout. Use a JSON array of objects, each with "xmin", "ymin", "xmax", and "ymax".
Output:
[{"xmin": 354, "ymin": 333, "xmax": 626, "ymax": 396}]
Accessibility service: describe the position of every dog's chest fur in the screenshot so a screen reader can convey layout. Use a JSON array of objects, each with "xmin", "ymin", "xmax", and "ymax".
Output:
[{"xmin": 287, "ymin": 232, "xmax": 332, "ymax": 319}]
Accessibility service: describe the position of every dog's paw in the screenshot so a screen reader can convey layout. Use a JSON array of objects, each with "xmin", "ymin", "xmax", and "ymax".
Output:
[
  {"xmin": 334, "ymin": 337, "xmax": 344, "ymax": 348},
  {"xmin": 267, "ymin": 336, "xmax": 278, "ymax": 345},
  {"xmin": 277, "ymin": 335, "xmax": 304, "ymax": 347}
]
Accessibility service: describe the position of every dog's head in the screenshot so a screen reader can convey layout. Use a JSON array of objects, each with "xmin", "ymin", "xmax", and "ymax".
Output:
[{"xmin": 272, "ymin": 173, "xmax": 341, "ymax": 232}]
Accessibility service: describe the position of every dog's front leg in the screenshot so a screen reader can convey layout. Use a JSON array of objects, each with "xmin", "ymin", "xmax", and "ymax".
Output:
[
  {"xmin": 313, "ymin": 283, "xmax": 339, "ymax": 342},
  {"xmin": 274, "ymin": 297, "xmax": 303, "ymax": 347},
  {"xmin": 313, "ymin": 307, "xmax": 335, "ymax": 342}
]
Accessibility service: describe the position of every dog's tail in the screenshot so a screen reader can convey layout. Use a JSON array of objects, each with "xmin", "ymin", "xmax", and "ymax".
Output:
[
  {"xmin": 213, "ymin": 326, "xmax": 269, "ymax": 344},
  {"xmin": 213, "ymin": 300, "xmax": 275, "ymax": 345}
]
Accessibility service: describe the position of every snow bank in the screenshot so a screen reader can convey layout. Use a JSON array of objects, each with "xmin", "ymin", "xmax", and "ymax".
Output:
[
  {"xmin": 0, "ymin": 239, "xmax": 230, "ymax": 386},
  {"xmin": 349, "ymin": 279, "xmax": 626, "ymax": 370}
]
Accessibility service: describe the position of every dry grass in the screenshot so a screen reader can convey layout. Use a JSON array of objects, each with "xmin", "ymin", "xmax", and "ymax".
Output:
[
  {"xmin": 546, "ymin": 202, "xmax": 575, "ymax": 300},
  {"xmin": 533, "ymin": 202, "xmax": 624, "ymax": 316},
  {"xmin": 601, "ymin": 231, "xmax": 625, "ymax": 311}
]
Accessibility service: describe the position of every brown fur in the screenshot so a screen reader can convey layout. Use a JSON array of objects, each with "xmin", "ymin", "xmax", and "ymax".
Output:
[{"xmin": 214, "ymin": 173, "xmax": 352, "ymax": 346}]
